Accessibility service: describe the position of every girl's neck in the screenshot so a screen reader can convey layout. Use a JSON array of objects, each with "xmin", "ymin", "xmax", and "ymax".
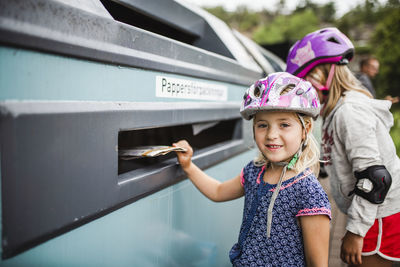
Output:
[{"xmin": 263, "ymin": 163, "xmax": 297, "ymax": 185}]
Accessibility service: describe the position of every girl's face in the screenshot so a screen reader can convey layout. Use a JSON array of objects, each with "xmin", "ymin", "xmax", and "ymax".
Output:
[{"xmin": 254, "ymin": 111, "xmax": 304, "ymax": 164}]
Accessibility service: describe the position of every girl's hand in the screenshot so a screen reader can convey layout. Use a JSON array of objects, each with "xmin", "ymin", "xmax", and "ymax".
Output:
[
  {"xmin": 173, "ymin": 140, "xmax": 244, "ymax": 202},
  {"xmin": 173, "ymin": 140, "xmax": 193, "ymax": 170},
  {"xmin": 340, "ymin": 231, "xmax": 363, "ymax": 265}
]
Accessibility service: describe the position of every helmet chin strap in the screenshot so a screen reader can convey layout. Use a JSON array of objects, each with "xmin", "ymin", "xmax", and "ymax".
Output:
[
  {"xmin": 306, "ymin": 64, "xmax": 335, "ymax": 101},
  {"xmin": 266, "ymin": 114, "xmax": 308, "ymax": 237}
]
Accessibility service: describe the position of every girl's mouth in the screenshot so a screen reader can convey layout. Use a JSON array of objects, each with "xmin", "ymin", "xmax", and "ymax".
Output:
[{"xmin": 266, "ymin": 144, "xmax": 282, "ymax": 150}]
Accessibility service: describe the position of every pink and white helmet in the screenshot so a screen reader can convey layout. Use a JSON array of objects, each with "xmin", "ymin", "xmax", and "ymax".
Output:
[{"xmin": 240, "ymin": 72, "xmax": 320, "ymax": 120}]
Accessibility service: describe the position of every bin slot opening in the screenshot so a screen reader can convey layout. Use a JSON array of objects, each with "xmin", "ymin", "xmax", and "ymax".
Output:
[
  {"xmin": 100, "ymin": 0, "xmax": 199, "ymax": 45},
  {"xmin": 118, "ymin": 118, "xmax": 242, "ymax": 175}
]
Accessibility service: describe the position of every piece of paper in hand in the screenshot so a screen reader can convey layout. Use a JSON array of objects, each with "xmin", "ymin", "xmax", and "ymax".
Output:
[{"xmin": 119, "ymin": 145, "xmax": 187, "ymax": 160}]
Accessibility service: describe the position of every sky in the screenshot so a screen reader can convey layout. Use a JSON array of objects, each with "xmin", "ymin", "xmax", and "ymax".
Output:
[{"xmin": 183, "ymin": 0, "xmax": 387, "ymax": 17}]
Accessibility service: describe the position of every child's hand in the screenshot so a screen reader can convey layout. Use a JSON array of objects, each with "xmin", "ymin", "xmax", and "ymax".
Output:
[
  {"xmin": 340, "ymin": 231, "xmax": 363, "ymax": 265},
  {"xmin": 173, "ymin": 140, "xmax": 193, "ymax": 170}
]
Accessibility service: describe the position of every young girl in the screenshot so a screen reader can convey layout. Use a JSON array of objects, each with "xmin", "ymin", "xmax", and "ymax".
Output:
[
  {"xmin": 173, "ymin": 72, "xmax": 331, "ymax": 267},
  {"xmin": 286, "ymin": 27, "xmax": 400, "ymax": 266}
]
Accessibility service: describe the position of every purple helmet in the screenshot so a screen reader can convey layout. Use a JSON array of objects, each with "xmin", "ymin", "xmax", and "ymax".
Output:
[
  {"xmin": 240, "ymin": 72, "xmax": 320, "ymax": 120},
  {"xmin": 286, "ymin": 27, "xmax": 354, "ymax": 78}
]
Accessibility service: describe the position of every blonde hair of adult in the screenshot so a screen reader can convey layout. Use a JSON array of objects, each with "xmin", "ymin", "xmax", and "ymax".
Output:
[{"xmin": 308, "ymin": 64, "xmax": 373, "ymax": 118}]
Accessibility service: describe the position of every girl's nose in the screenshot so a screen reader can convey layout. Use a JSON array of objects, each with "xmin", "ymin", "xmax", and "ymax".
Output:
[{"xmin": 266, "ymin": 127, "xmax": 278, "ymax": 140}]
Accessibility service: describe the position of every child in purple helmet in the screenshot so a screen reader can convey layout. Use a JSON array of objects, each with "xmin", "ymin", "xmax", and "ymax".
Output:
[
  {"xmin": 173, "ymin": 72, "xmax": 331, "ymax": 266},
  {"xmin": 287, "ymin": 27, "xmax": 400, "ymax": 266}
]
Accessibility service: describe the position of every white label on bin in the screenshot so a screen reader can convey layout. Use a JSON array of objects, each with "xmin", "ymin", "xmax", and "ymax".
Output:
[{"xmin": 156, "ymin": 76, "xmax": 228, "ymax": 101}]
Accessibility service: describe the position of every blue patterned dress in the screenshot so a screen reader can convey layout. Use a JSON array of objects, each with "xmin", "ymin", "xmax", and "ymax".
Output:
[{"xmin": 230, "ymin": 161, "xmax": 331, "ymax": 267}]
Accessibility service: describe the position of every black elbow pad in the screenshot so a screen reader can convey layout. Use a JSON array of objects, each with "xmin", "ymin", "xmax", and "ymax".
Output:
[{"xmin": 350, "ymin": 165, "xmax": 392, "ymax": 204}]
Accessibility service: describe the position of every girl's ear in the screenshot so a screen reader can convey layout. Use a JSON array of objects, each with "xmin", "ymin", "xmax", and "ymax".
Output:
[
  {"xmin": 302, "ymin": 120, "xmax": 312, "ymax": 140},
  {"xmin": 305, "ymin": 120, "xmax": 312, "ymax": 134}
]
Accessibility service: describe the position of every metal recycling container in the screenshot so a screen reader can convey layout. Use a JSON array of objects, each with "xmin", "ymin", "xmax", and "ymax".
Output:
[{"xmin": 0, "ymin": 0, "xmax": 285, "ymax": 265}]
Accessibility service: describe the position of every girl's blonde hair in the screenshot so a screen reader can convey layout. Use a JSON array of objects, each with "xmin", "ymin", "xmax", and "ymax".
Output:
[
  {"xmin": 308, "ymin": 64, "xmax": 372, "ymax": 118},
  {"xmin": 253, "ymin": 113, "xmax": 320, "ymax": 175}
]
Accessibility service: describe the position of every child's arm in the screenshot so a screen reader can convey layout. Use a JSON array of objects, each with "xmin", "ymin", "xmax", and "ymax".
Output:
[
  {"xmin": 299, "ymin": 215, "xmax": 330, "ymax": 267},
  {"xmin": 173, "ymin": 140, "xmax": 244, "ymax": 202}
]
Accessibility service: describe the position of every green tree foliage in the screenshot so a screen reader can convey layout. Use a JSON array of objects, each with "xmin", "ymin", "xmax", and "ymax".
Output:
[
  {"xmin": 253, "ymin": 9, "xmax": 319, "ymax": 44},
  {"xmin": 370, "ymin": 6, "xmax": 400, "ymax": 99},
  {"xmin": 319, "ymin": 2, "xmax": 336, "ymax": 23},
  {"xmin": 252, "ymin": 15, "xmax": 286, "ymax": 44},
  {"xmin": 204, "ymin": 6, "xmax": 231, "ymax": 23},
  {"xmin": 205, "ymin": 5, "xmax": 263, "ymax": 32},
  {"xmin": 293, "ymin": 0, "xmax": 336, "ymax": 23},
  {"xmin": 390, "ymin": 110, "xmax": 400, "ymax": 155},
  {"xmin": 285, "ymin": 9, "xmax": 320, "ymax": 41},
  {"xmin": 231, "ymin": 5, "xmax": 261, "ymax": 32},
  {"xmin": 336, "ymin": 0, "xmax": 381, "ymax": 38},
  {"xmin": 205, "ymin": 1, "xmax": 334, "ymax": 46}
]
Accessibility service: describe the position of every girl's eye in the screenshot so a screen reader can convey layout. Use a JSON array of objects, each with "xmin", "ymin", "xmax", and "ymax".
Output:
[
  {"xmin": 257, "ymin": 123, "xmax": 268, "ymax": 129},
  {"xmin": 280, "ymin": 123, "xmax": 290, "ymax": 128}
]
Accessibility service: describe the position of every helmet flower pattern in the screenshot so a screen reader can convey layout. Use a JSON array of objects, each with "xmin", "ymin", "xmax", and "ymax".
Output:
[{"xmin": 290, "ymin": 41, "xmax": 315, "ymax": 67}]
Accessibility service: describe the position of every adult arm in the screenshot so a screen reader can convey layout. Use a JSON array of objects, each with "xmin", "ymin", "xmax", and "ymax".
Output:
[
  {"xmin": 334, "ymin": 104, "xmax": 380, "ymax": 236},
  {"xmin": 334, "ymin": 103, "xmax": 382, "ymax": 264}
]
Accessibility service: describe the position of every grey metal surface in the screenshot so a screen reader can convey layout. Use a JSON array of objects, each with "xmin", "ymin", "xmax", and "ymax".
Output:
[
  {"xmin": 0, "ymin": 0, "xmax": 261, "ymax": 86},
  {"xmin": 0, "ymin": 101, "xmax": 251, "ymax": 258},
  {"xmin": 112, "ymin": 0, "xmax": 204, "ymax": 38}
]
